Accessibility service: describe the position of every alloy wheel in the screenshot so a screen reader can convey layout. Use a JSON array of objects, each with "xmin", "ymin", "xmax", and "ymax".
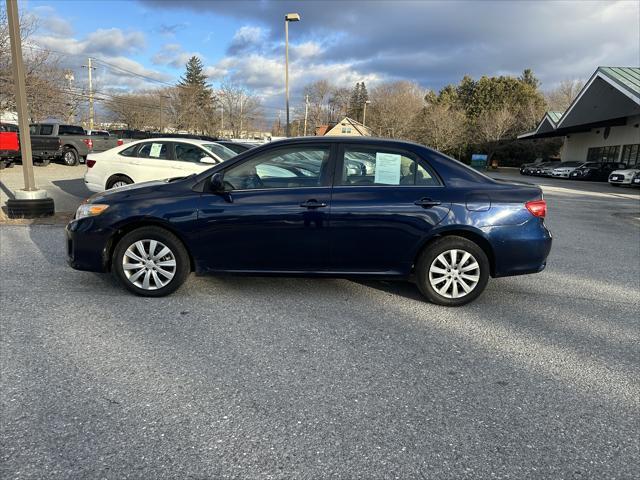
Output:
[
  {"xmin": 122, "ymin": 239, "xmax": 177, "ymax": 290},
  {"xmin": 428, "ymin": 249, "xmax": 480, "ymax": 299},
  {"xmin": 110, "ymin": 181, "xmax": 128, "ymax": 189}
]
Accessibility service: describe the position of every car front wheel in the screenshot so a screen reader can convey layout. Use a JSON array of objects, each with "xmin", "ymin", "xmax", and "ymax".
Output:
[
  {"xmin": 416, "ymin": 236, "xmax": 490, "ymax": 307},
  {"xmin": 112, "ymin": 226, "xmax": 190, "ymax": 297}
]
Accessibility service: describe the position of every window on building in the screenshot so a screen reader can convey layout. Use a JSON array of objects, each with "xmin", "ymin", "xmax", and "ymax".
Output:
[
  {"xmin": 341, "ymin": 127, "xmax": 352, "ymax": 134},
  {"xmin": 621, "ymin": 144, "xmax": 640, "ymax": 167},
  {"xmin": 586, "ymin": 145, "xmax": 621, "ymax": 163}
]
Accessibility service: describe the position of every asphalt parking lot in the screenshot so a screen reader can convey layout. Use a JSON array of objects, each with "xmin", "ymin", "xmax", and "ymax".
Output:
[{"xmin": 1, "ymin": 166, "xmax": 639, "ymax": 478}]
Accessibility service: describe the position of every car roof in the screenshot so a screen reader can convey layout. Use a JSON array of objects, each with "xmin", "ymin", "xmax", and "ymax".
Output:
[
  {"xmin": 127, "ymin": 137, "xmax": 216, "ymax": 146},
  {"xmin": 267, "ymin": 136, "xmax": 429, "ymax": 149}
]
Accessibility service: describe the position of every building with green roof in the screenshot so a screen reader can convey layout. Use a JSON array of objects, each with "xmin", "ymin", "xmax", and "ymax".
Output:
[{"xmin": 519, "ymin": 67, "xmax": 640, "ymax": 167}]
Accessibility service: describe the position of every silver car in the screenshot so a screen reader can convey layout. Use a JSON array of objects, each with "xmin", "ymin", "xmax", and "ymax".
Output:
[{"xmin": 551, "ymin": 161, "xmax": 584, "ymax": 178}]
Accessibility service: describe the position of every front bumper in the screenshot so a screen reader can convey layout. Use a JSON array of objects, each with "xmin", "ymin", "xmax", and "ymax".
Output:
[
  {"xmin": 608, "ymin": 176, "xmax": 632, "ymax": 185},
  {"xmin": 66, "ymin": 218, "xmax": 115, "ymax": 272}
]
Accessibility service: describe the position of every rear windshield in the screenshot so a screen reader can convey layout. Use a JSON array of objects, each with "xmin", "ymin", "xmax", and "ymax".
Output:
[
  {"xmin": 58, "ymin": 125, "xmax": 86, "ymax": 135},
  {"xmin": 559, "ymin": 162, "xmax": 582, "ymax": 167},
  {"xmin": 202, "ymin": 143, "xmax": 237, "ymax": 161}
]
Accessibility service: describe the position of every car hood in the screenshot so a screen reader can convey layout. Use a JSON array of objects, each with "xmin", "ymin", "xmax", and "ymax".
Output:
[
  {"xmin": 89, "ymin": 177, "xmax": 188, "ymax": 203},
  {"xmin": 611, "ymin": 169, "xmax": 640, "ymax": 175}
]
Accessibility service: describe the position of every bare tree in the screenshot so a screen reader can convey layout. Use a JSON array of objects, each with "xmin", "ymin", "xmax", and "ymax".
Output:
[
  {"xmin": 0, "ymin": 5, "xmax": 78, "ymax": 121},
  {"xmin": 414, "ymin": 103, "xmax": 466, "ymax": 155},
  {"xmin": 303, "ymin": 79, "xmax": 332, "ymax": 130},
  {"xmin": 104, "ymin": 92, "xmax": 163, "ymax": 130},
  {"xmin": 367, "ymin": 81, "xmax": 425, "ymax": 139},
  {"xmin": 475, "ymin": 105, "xmax": 517, "ymax": 143},
  {"xmin": 546, "ymin": 79, "xmax": 584, "ymax": 112},
  {"xmin": 218, "ymin": 81, "xmax": 262, "ymax": 138}
]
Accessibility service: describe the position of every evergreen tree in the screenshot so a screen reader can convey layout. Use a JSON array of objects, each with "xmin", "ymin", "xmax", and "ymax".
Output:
[
  {"xmin": 519, "ymin": 68, "xmax": 540, "ymax": 89},
  {"xmin": 176, "ymin": 56, "xmax": 215, "ymax": 134},
  {"xmin": 179, "ymin": 56, "xmax": 209, "ymax": 89},
  {"xmin": 348, "ymin": 82, "xmax": 361, "ymax": 119}
]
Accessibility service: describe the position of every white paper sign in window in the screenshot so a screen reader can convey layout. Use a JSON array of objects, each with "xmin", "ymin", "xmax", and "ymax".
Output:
[
  {"xmin": 374, "ymin": 152, "xmax": 401, "ymax": 185},
  {"xmin": 149, "ymin": 143, "xmax": 162, "ymax": 158}
]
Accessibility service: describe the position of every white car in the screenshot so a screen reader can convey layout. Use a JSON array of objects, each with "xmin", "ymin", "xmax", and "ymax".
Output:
[
  {"xmin": 84, "ymin": 138, "xmax": 237, "ymax": 192},
  {"xmin": 551, "ymin": 161, "xmax": 584, "ymax": 178},
  {"xmin": 608, "ymin": 168, "xmax": 640, "ymax": 186}
]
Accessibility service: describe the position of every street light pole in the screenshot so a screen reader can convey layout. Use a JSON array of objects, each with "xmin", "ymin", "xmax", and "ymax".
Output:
[
  {"xmin": 5, "ymin": 0, "xmax": 53, "ymax": 217},
  {"xmin": 362, "ymin": 100, "xmax": 371, "ymax": 127},
  {"xmin": 303, "ymin": 94, "xmax": 309, "ymax": 136},
  {"xmin": 284, "ymin": 12, "xmax": 300, "ymax": 137}
]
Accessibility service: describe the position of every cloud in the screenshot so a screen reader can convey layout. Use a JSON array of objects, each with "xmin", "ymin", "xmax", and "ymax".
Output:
[
  {"xmin": 225, "ymin": 26, "xmax": 266, "ymax": 55},
  {"xmin": 33, "ymin": 28, "xmax": 145, "ymax": 57},
  {"xmin": 158, "ymin": 23, "xmax": 189, "ymax": 37},
  {"xmin": 140, "ymin": 0, "xmax": 640, "ymax": 91},
  {"xmin": 30, "ymin": 6, "xmax": 74, "ymax": 37},
  {"xmin": 152, "ymin": 43, "xmax": 201, "ymax": 69}
]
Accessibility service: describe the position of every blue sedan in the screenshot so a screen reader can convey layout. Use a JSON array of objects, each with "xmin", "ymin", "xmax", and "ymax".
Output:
[{"xmin": 66, "ymin": 138, "xmax": 552, "ymax": 306}]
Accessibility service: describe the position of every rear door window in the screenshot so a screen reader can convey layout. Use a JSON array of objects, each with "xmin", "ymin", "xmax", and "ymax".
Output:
[
  {"xmin": 174, "ymin": 142, "xmax": 210, "ymax": 163},
  {"xmin": 39, "ymin": 125, "xmax": 54, "ymax": 135},
  {"xmin": 58, "ymin": 125, "xmax": 85, "ymax": 135},
  {"xmin": 337, "ymin": 146, "xmax": 440, "ymax": 186},
  {"xmin": 136, "ymin": 142, "xmax": 170, "ymax": 160}
]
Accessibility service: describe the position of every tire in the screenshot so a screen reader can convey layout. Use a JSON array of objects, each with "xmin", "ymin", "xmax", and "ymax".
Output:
[
  {"xmin": 6, "ymin": 198, "xmax": 55, "ymax": 218},
  {"xmin": 111, "ymin": 226, "xmax": 190, "ymax": 297},
  {"xmin": 62, "ymin": 147, "xmax": 79, "ymax": 166},
  {"xmin": 415, "ymin": 236, "xmax": 490, "ymax": 307},
  {"xmin": 106, "ymin": 175, "xmax": 133, "ymax": 190}
]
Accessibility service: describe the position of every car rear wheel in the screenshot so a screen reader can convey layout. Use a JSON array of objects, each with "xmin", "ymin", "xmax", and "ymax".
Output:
[
  {"xmin": 106, "ymin": 175, "xmax": 133, "ymax": 189},
  {"xmin": 416, "ymin": 236, "xmax": 490, "ymax": 307},
  {"xmin": 62, "ymin": 147, "xmax": 79, "ymax": 166},
  {"xmin": 112, "ymin": 226, "xmax": 190, "ymax": 297}
]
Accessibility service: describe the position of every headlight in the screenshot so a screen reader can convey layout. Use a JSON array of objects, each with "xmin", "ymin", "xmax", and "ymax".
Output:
[{"xmin": 75, "ymin": 203, "xmax": 109, "ymax": 219}]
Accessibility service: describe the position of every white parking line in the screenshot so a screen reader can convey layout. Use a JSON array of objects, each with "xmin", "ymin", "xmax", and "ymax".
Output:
[{"xmin": 539, "ymin": 185, "xmax": 640, "ymax": 201}]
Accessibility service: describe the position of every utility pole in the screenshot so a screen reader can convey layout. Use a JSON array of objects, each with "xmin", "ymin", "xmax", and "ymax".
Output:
[
  {"xmin": 239, "ymin": 95, "xmax": 243, "ymax": 139},
  {"xmin": 303, "ymin": 94, "xmax": 309, "ymax": 136},
  {"xmin": 5, "ymin": 0, "xmax": 53, "ymax": 217},
  {"xmin": 82, "ymin": 57, "xmax": 96, "ymax": 129}
]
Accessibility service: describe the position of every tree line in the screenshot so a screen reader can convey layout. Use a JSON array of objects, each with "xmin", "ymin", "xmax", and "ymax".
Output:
[{"xmin": 293, "ymin": 69, "xmax": 582, "ymax": 163}]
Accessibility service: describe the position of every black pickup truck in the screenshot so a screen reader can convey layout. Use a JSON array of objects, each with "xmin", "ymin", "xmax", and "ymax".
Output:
[{"xmin": 0, "ymin": 122, "xmax": 61, "ymax": 167}]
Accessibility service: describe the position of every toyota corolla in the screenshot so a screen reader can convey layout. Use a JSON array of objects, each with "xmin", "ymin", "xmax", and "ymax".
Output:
[{"xmin": 66, "ymin": 138, "xmax": 552, "ymax": 306}]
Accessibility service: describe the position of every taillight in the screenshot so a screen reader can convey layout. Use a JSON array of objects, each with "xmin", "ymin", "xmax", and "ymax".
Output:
[
  {"xmin": 525, "ymin": 200, "xmax": 546, "ymax": 218},
  {"xmin": 86, "ymin": 159, "xmax": 96, "ymax": 168},
  {"xmin": 117, "ymin": 139, "xmax": 124, "ymax": 146},
  {"xmin": 83, "ymin": 138, "xmax": 93, "ymax": 150}
]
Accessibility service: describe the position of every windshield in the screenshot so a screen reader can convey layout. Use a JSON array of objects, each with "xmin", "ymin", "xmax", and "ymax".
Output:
[{"xmin": 202, "ymin": 143, "xmax": 237, "ymax": 161}]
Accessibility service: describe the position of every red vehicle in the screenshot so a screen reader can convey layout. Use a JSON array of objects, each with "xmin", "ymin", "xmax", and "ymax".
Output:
[
  {"xmin": 0, "ymin": 123, "xmax": 19, "ymax": 168},
  {"xmin": 0, "ymin": 122, "xmax": 61, "ymax": 168}
]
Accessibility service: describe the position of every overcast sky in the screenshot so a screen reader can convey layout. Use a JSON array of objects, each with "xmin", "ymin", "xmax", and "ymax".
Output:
[{"xmin": 23, "ymin": 0, "xmax": 640, "ymax": 117}]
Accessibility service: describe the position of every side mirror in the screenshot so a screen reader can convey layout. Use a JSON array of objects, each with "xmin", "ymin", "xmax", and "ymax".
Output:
[
  {"xmin": 210, "ymin": 172, "xmax": 225, "ymax": 192},
  {"xmin": 200, "ymin": 156, "xmax": 216, "ymax": 164}
]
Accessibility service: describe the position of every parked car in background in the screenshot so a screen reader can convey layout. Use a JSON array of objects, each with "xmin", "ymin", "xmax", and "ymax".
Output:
[
  {"xmin": 608, "ymin": 167, "xmax": 640, "ymax": 186},
  {"xmin": 535, "ymin": 161, "xmax": 562, "ymax": 176},
  {"xmin": 521, "ymin": 161, "xmax": 557, "ymax": 176},
  {"xmin": 215, "ymin": 141, "xmax": 255, "ymax": 154},
  {"xmin": 108, "ymin": 129, "xmax": 152, "ymax": 144},
  {"xmin": 570, "ymin": 162, "xmax": 626, "ymax": 181},
  {"xmin": 1, "ymin": 122, "xmax": 61, "ymax": 167},
  {"xmin": 84, "ymin": 138, "xmax": 238, "ymax": 192},
  {"xmin": 551, "ymin": 161, "xmax": 584, "ymax": 178},
  {"xmin": 631, "ymin": 171, "xmax": 640, "ymax": 187},
  {"xmin": 31, "ymin": 123, "xmax": 119, "ymax": 166},
  {"xmin": 519, "ymin": 158, "xmax": 545, "ymax": 175},
  {"xmin": 68, "ymin": 137, "xmax": 552, "ymax": 306}
]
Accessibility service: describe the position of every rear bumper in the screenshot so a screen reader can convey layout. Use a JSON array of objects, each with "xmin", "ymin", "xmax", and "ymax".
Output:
[
  {"xmin": 484, "ymin": 218, "xmax": 552, "ymax": 278},
  {"xmin": 66, "ymin": 218, "xmax": 114, "ymax": 272}
]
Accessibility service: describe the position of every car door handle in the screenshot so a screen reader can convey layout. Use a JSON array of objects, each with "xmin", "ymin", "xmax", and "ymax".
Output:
[
  {"xmin": 414, "ymin": 198, "xmax": 441, "ymax": 208},
  {"xmin": 300, "ymin": 199, "xmax": 327, "ymax": 209}
]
